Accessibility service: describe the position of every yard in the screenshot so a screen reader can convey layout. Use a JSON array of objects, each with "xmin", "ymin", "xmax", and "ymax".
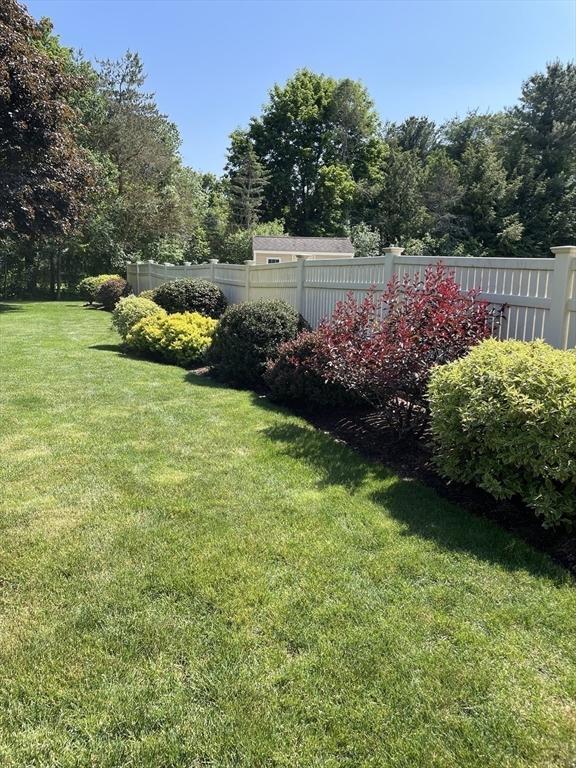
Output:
[{"xmin": 1, "ymin": 300, "xmax": 575, "ymax": 767}]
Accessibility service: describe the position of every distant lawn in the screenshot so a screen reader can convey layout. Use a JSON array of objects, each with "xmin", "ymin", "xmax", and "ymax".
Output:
[{"xmin": 0, "ymin": 301, "xmax": 575, "ymax": 768}]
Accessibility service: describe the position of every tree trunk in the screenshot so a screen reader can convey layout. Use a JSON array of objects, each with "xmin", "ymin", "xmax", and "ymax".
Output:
[
  {"xmin": 56, "ymin": 251, "xmax": 62, "ymax": 300},
  {"xmin": 49, "ymin": 251, "xmax": 55, "ymax": 297}
]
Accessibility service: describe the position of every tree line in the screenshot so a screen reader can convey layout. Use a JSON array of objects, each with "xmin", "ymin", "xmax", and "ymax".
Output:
[{"xmin": 1, "ymin": 0, "xmax": 574, "ymax": 297}]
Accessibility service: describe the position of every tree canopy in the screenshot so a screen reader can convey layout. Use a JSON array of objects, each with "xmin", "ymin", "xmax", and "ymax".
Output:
[
  {"xmin": 0, "ymin": 1, "xmax": 95, "ymax": 238},
  {"xmin": 1, "ymin": 0, "xmax": 574, "ymax": 298}
]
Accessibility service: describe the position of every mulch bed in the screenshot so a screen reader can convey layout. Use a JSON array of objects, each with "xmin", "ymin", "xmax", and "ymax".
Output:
[{"xmin": 298, "ymin": 406, "xmax": 576, "ymax": 578}]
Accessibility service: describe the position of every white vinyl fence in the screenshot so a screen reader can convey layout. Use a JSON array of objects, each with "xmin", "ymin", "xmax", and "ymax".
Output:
[{"xmin": 127, "ymin": 245, "xmax": 576, "ymax": 349}]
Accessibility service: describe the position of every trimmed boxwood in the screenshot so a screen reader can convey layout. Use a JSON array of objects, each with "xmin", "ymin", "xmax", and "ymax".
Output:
[
  {"xmin": 152, "ymin": 278, "xmax": 227, "ymax": 318},
  {"xmin": 208, "ymin": 299, "xmax": 302, "ymax": 387}
]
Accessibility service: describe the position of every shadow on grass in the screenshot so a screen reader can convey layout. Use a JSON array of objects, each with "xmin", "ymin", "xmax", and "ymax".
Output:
[
  {"xmin": 0, "ymin": 303, "xmax": 23, "ymax": 313},
  {"xmin": 89, "ymin": 343, "xmax": 125, "ymax": 355},
  {"xmin": 263, "ymin": 422, "xmax": 376, "ymax": 492},
  {"xmin": 262, "ymin": 420, "xmax": 567, "ymax": 582},
  {"xmin": 89, "ymin": 348, "xmax": 567, "ymax": 582}
]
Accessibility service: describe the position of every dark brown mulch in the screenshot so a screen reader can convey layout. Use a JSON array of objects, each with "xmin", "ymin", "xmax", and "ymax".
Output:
[
  {"xmin": 188, "ymin": 366, "xmax": 575, "ymax": 578},
  {"xmin": 295, "ymin": 405, "xmax": 576, "ymax": 578}
]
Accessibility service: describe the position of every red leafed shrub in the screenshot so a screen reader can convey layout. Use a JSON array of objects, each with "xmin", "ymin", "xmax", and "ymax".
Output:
[
  {"xmin": 96, "ymin": 277, "xmax": 131, "ymax": 311},
  {"xmin": 312, "ymin": 263, "xmax": 495, "ymax": 436},
  {"xmin": 264, "ymin": 330, "xmax": 358, "ymax": 409}
]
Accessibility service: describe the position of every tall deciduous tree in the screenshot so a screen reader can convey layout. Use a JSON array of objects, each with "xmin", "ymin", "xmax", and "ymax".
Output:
[
  {"xmin": 246, "ymin": 69, "xmax": 380, "ymax": 234},
  {"xmin": 0, "ymin": 1, "xmax": 95, "ymax": 237}
]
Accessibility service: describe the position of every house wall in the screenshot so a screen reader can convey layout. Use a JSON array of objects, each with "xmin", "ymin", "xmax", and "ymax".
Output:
[{"xmin": 252, "ymin": 251, "xmax": 353, "ymax": 264}]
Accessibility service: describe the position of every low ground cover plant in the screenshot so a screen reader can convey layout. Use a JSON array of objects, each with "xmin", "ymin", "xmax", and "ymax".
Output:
[
  {"xmin": 127, "ymin": 311, "xmax": 217, "ymax": 367},
  {"xmin": 208, "ymin": 299, "xmax": 303, "ymax": 387},
  {"xmin": 96, "ymin": 278, "xmax": 131, "ymax": 311},
  {"xmin": 428, "ymin": 338, "xmax": 576, "ymax": 528},
  {"xmin": 152, "ymin": 278, "xmax": 227, "ymax": 318},
  {"xmin": 112, "ymin": 295, "xmax": 166, "ymax": 341},
  {"xmin": 77, "ymin": 274, "xmax": 122, "ymax": 304}
]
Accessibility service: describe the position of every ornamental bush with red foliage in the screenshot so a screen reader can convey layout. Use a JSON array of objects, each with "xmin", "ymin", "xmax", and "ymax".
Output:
[
  {"xmin": 275, "ymin": 264, "xmax": 495, "ymax": 437},
  {"xmin": 96, "ymin": 277, "xmax": 131, "ymax": 311},
  {"xmin": 264, "ymin": 330, "xmax": 358, "ymax": 410}
]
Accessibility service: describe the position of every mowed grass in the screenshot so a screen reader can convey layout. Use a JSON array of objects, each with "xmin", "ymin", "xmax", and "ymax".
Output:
[{"xmin": 0, "ymin": 301, "xmax": 575, "ymax": 768}]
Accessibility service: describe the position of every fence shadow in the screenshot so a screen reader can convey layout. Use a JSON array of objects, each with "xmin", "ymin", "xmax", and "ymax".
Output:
[{"xmin": 262, "ymin": 419, "xmax": 567, "ymax": 582}]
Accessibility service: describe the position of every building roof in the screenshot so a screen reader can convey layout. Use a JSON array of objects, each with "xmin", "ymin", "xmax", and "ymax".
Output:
[{"xmin": 252, "ymin": 235, "xmax": 354, "ymax": 254}]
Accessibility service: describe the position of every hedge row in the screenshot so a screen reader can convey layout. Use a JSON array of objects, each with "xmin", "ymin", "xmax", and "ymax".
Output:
[{"xmin": 101, "ymin": 270, "xmax": 576, "ymax": 530}]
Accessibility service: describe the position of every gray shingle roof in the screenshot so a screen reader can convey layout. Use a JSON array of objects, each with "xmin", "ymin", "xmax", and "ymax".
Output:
[{"xmin": 252, "ymin": 235, "xmax": 354, "ymax": 254}]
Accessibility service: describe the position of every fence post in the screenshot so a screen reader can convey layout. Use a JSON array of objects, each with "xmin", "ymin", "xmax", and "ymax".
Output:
[
  {"xmin": 209, "ymin": 258, "xmax": 219, "ymax": 282},
  {"xmin": 145, "ymin": 260, "xmax": 155, "ymax": 292},
  {"xmin": 133, "ymin": 261, "xmax": 141, "ymax": 294},
  {"xmin": 244, "ymin": 260, "xmax": 253, "ymax": 302},
  {"xmin": 382, "ymin": 246, "xmax": 403, "ymax": 286},
  {"xmin": 295, "ymin": 255, "xmax": 307, "ymax": 316},
  {"xmin": 545, "ymin": 245, "xmax": 576, "ymax": 348}
]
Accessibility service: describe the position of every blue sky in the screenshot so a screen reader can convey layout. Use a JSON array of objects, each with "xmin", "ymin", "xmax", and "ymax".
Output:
[{"xmin": 26, "ymin": 0, "xmax": 576, "ymax": 175}]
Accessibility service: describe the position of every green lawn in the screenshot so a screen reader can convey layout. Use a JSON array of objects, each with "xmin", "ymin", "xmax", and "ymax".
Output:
[{"xmin": 0, "ymin": 301, "xmax": 575, "ymax": 768}]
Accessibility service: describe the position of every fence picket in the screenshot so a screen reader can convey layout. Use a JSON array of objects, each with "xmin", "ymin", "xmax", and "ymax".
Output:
[{"xmin": 126, "ymin": 245, "xmax": 576, "ymax": 349}]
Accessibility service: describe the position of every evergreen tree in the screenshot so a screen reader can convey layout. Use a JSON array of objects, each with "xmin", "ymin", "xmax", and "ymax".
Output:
[
  {"xmin": 226, "ymin": 130, "xmax": 269, "ymax": 229},
  {"xmin": 512, "ymin": 61, "xmax": 576, "ymax": 252}
]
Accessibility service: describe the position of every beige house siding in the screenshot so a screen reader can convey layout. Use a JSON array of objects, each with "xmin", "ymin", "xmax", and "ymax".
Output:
[{"xmin": 252, "ymin": 250, "xmax": 353, "ymax": 264}]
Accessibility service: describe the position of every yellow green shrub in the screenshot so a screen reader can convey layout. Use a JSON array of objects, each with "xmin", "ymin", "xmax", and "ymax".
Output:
[
  {"xmin": 126, "ymin": 311, "xmax": 217, "ymax": 367},
  {"xmin": 428, "ymin": 338, "xmax": 576, "ymax": 528},
  {"xmin": 112, "ymin": 295, "xmax": 166, "ymax": 341}
]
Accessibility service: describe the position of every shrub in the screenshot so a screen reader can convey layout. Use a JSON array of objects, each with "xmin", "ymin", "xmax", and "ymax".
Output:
[
  {"xmin": 77, "ymin": 274, "xmax": 121, "ymax": 304},
  {"xmin": 152, "ymin": 278, "xmax": 227, "ymax": 318},
  {"xmin": 126, "ymin": 311, "xmax": 218, "ymax": 367},
  {"xmin": 428, "ymin": 339, "xmax": 576, "ymax": 528},
  {"xmin": 96, "ymin": 278, "xmax": 131, "ymax": 311},
  {"xmin": 138, "ymin": 289, "xmax": 156, "ymax": 301},
  {"xmin": 264, "ymin": 330, "xmax": 358, "ymax": 409},
  {"xmin": 313, "ymin": 264, "xmax": 494, "ymax": 436},
  {"xmin": 112, "ymin": 295, "xmax": 166, "ymax": 341},
  {"xmin": 208, "ymin": 299, "xmax": 301, "ymax": 387}
]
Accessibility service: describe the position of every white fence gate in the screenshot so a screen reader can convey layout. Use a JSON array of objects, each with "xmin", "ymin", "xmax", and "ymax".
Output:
[{"xmin": 126, "ymin": 245, "xmax": 576, "ymax": 349}]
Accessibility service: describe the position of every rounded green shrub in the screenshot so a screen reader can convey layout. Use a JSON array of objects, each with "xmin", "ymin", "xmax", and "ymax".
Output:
[
  {"xmin": 152, "ymin": 278, "xmax": 227, "ymax": 318},
  {"xmin": 428, "ymin": 338, "xmax": 576, "ymax": 528},
  {"xmin": 112, "ymin": 295, "xmax": 166, "ymax": 341},
  {"xmin": 96, "ymin": 278, "xmax": 131, "ymax": 311},
  {"xmin": 126, "ymin": 311, "xmax": 218, "ymax": 367},
  {"xmin": 208, "ymin": 299, "xmax": 302, "ymax": 387},
  {"xmin": 77, "ymin": 274, "xmax": 121, "ymax": 304},
  {"xmin": 138, "ymin": 289, "xmax": 156, "ymax": 301}
]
